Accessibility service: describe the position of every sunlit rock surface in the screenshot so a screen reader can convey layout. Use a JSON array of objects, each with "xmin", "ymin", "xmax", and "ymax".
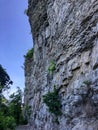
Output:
[{"xmin": 24, "ymin": 0, "xmax": 98, "ymax": 129}]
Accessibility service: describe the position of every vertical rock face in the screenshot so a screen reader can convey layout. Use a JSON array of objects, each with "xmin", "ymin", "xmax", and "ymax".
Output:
[{"xmin": 24, "ymin": 0, "xmax": 98, "ymax": 130}]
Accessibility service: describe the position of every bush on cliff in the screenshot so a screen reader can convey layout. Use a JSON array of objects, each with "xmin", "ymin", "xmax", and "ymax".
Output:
[{"xmin": 24, "ymin": 48, "xmax": 34, "ymax": 59}]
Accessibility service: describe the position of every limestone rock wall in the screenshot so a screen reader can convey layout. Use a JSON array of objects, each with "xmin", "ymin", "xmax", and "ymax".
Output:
[{"xmin": 24, "ymin": 0, "xmax": 98, "ymax": 129}]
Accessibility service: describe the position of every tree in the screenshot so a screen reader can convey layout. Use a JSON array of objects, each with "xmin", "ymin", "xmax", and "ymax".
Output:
[
  {"xmin": 0, "ymin": 64, "xmax": 16, "ymax": 130},
  {"xmin": 9, "ymin": 87, "xmax": 25, "ymax": 125},
  {"xmin": 0, "ymin": 64, "xmax": 13, "ymax": 93},
  {"xmin": 0, "ymin": 65, "xmax": 26, "ymax": 130},
  {"xmin": 0, "ymin": 64, "xmax": 13, "ymax": 110}
]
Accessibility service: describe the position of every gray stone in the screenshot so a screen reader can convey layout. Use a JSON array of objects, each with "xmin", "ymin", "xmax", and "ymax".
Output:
[
  {"xmin": 91, "ymin": 85, "xmax": 98, "ymax": 93},
  {"xmin": 24, "ymin": 0, "xmax": 98, "ymax": 129},
  {"xmin": 45, "ymin": 26, "xmax": 50, "ymax": 39},
  {"xmin": 92, "ymin": 95, "xmax": 98, "ymax": 104},
  {"xmin": 72, "ymin": 95, "xmax": 83, "ymax": 104}
]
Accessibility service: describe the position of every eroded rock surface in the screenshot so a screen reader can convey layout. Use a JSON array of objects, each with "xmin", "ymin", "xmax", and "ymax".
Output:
[{"xmin": 24, "ymin": 0, "xmax": 98, "ymax": 130}]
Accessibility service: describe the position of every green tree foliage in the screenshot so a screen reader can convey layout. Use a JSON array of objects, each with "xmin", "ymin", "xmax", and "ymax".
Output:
[
  {"xmin": 0, "ymin": 64, "xmax": 16, "ymax": 130},
  {"xmin": 0, "ymin": 64, "xmax": 13, "ymax": 93},
  {"xmin": 0, "ymin": 65, "xmax": 26, "ymax": 130},
  {"xmin": 0, "ymin": 87, "xmax": 27, "ymax": 130},
  {"xmin": 0, "ymin": 65, "xmax": 25, "ymax": 130},
  {"xmin": 0, "ymin": 113, "xmax": 16, "ymax": 130},
  {"xmin": 9, "ymin": 87, "xmax": 26, "ymax": 125}
]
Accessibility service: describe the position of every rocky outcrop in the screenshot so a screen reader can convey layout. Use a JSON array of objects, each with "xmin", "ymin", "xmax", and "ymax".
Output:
[{"xmin": 24, "ymin": 0, "xmax": 98, "ymax": 129}]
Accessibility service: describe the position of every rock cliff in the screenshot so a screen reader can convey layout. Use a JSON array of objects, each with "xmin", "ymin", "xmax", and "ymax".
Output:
[{"xmin": 24, "ymin": 0, "xmax": 98, "ymax": 129}]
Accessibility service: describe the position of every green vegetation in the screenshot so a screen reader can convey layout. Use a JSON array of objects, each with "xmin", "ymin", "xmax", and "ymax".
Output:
[
  {"xmin": 48, "ymin": 61, "xmax": 56, "ymax": 74},
  {"xmin": 0, "ymin": 113, "xmax": 16, "ymax": 130},
  {"xmin": 24, "ymin": 48, "xmax": 34, "ymax": 59},
  {"xmin": 0, "ymin": 64, "xmax": 13, "ymax": 93},
  {"xmin": 9, "ymin": 87, "xmax": 26, "ymax": 125},
  {"xmin": 83, "ymin": 80, "xmax": 91, "ymax": 86},
  {"xmin": 43, "ymin": 86, "xmax": 62, "ymax": 124},
  {"xmin": 23, "ymin": 105, "xmax": 32, "ymax": 120},
  {"xmin": 0, "ymin": 64, "xmax": 15, "ymax": 130},
  {"xmin": 0, "ymin": 64, "xmax": 27, "ymax": 130}
]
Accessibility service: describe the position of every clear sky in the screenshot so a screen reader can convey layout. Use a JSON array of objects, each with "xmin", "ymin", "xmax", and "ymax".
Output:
[{"xmin": 0, "ymin": 0, "xmax": 33, "ymax": 95}]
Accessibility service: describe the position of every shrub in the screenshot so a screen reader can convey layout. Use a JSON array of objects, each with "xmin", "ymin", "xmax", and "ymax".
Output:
[
  {"xmin": 24, "ymin": 48, "xmax": 34, "ymax": 59},
  {"xmin": 43, "ymin": 87, "xmax": 62, "ymax": 116},
  {"xmin": 48, "ymin": 61, "xmax": 56, "ymax": 74}
]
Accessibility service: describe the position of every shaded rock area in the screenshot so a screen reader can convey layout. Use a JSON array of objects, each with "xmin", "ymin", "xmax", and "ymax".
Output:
[
  {"xmin": 16, "ymin": 125, "xmax": 31, "ymax": 130},
  {"xmin": 24, "ymin": 0, "xmax": 98, "ymax": 130}
]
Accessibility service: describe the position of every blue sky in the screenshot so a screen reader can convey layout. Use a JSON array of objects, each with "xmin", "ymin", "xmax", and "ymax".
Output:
[{"xmin": 0, "ymin": 0, "xmax": 33, "ymax": 94}]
